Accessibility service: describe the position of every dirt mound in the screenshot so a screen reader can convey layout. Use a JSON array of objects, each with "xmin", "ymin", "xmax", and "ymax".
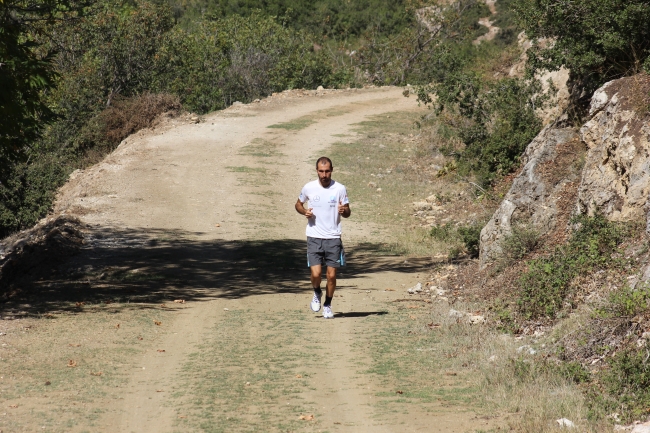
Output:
[{"xmin": 0, "ymin": 215, "xmax": 85, "ymax": 295}]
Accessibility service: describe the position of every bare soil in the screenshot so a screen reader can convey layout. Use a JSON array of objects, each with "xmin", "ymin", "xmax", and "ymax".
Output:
[{"xmin": 1, "ymin": 87, "xmax": 502, "ymax": 432}]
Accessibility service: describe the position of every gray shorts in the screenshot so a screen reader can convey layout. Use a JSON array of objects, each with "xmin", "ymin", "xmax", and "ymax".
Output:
[{"xmin": 307, "ymin": 237, "xmax": 345, "ymax": 268}]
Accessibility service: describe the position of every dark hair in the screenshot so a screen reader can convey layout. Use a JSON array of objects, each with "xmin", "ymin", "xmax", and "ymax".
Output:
[{"xmin": 316, "ymin": 156, "xmax": 333, "ymax": 170}]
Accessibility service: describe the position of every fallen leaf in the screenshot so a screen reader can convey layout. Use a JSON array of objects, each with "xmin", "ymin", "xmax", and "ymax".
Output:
[
  {"xmin": 9, "ymin": 404, "xmax": 17, "ymax": 408},
  {"xmin": 385, "ymin": 288, "xmax": 395, "ymax": 291},
  {"xmin": 75, "ymin": 302, "xmax": 85, "ymax": 307},
  {"xmin": 334, "ymin": 422, "xmax": 341, "ymax": 425},
  {"xmin": 90, "ymin": 371, "xmax": 102, "ymax": 376},
  {"xmin": 446, "ymin": 372, "xmax": 457, "ymax": 376},
  {"xmin": 69, "ymin": 343, "xmax": 81, "ymax": 347},
  {"xmin": 115, "ymin": 323, "xmax": 120, "ymax": 329},
  {"xmin": 45, "ymin": 381, "xmax": 51, "ymax": 386},
  {"xmin": 157, "ymin": 349, "xmax": 166, "ymax": 353},
  {"xmin": 156, "ymin": 390, "xmax": 164, "ymax": 392},
  {"xmin": 396, "ymin": 390, "xmax": 404, "ymax": 394},
  {"xmin": 137, "ymin": 336, "xmax": 143, "ymax": 340},
  {"xmin": 409, "ymin": 315, "xmax": 417, "ymax": 320},
  {"xmin": 215, "ymin": 223, "xmax": 221, "ymax": 227},
  {"xmin": 173, "ymin": 299, "xmax": 185, "ymax": 304},
  {"xmin": 154, "ymin": 321, "xmax": 162, "ymax": 326},
  {"xmin": 427, "ymin": 322, "xmax": 441, "ymax": 329},
  {"xmin": 67, "ymin": 359, "xmax": 77, "ymax": 368},
  {"xmin": 295, "ymin": 374, "xmax": 302, "ymax": 378},
  {"xmin": 178, "ymin": 415, "xmax": 187, "ymax": 419},
  {"xmin": 299, "ymin": 414, "xmax": 315, "ymax": 421}
]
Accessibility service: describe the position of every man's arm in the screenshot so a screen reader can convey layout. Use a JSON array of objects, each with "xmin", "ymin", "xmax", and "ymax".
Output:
[{"xmin": 295, "ymin": 200, "xmax": 314, "ymax": 218}]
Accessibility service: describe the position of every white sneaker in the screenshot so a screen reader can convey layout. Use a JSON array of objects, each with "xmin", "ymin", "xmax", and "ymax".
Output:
[
  {"xmin": 310, "ymin": 291, "xmax": 322, "ymax": 312},
  {"xmin": 323, "ymin": 305, "xmax": 334, "ymax": 319}
]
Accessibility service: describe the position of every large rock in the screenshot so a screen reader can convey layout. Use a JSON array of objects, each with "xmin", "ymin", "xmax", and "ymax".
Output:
[
  {"xmin": 479, "ymin": 125, "xmax": 581, "ymax": 268},
  {"xmin": 576, "ymin": 76, "xmax": 650, "ymax": 223},
  {"xmin": 480, "ymin": 74, "xmax": 650, "ymax": 269}
]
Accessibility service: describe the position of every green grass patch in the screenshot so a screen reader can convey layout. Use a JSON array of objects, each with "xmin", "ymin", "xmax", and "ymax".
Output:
[
  {"xmin": 238, "ymin": 138, "xmax": 285, "ymax": 158},
  {"xmin": 267, "ymin": 116, "xmax": 316, "ymax": 130},
  {"xmin": 357, "ymin": 308, "xmax": 479, "ymax": 418},
  {"xmin": 168, "ymin": 309, "xmax": 325, "ymax": 432},
  {"xmin": 226, "ymin": 166, "xmax": 267, "ymax": 173}
]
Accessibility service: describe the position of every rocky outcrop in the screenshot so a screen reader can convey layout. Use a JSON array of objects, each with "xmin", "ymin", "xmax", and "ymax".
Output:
[
  {"xmin": 479, "ymin": 125, "xmax": 582, "ymax": 267},
  {"xmin": 576, "ymin": 75, "xmax": 650, "ymax": 222},
  {"xmin": 480, "ymin": 74, "xmax": 650, "ymax": 268}
]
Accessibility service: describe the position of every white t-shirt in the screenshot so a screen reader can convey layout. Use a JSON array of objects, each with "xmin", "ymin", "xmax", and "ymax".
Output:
[{"xmin": 299, "ymin": 180, "xmax": 349, "ymax": 239}]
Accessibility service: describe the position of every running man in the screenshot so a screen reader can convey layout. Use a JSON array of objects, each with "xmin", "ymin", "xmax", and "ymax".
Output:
[{"xmin": 295, "ymin": 157, "xmax": 351, "ymax": 319}]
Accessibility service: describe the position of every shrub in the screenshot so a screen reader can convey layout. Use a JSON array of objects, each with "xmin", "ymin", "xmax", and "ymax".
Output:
[
  {"xmin": 605, "ymin": 284, "xmax": 650, "ymax": 318},
  {"xmin": 501, "ymin": 224, "xmax": 540, "ymax": 262},
  {"xmin": 430, "ymin": 223, "xmax": 455, "ymax": 241},
  {"xmin": 517, "ymin": 213, "xmax": 627, "ymax": 319},
  {"xmin": 430, "ymin": 222, "xmax": 481, "ymax": 258},
  {"xmin": 599, "ymin": 348, "xmax": 650, "ymax": 422},
  {"xmin": 416, "ymin": 74, "xmax": 544, "ymax": 186},
  {"xmin": 75, "ymin": 93, "xmax": 181, "ymax": 157},
  {"xmin": 457, "ymin": 224, "xmax": 481, "ymax": 258}
]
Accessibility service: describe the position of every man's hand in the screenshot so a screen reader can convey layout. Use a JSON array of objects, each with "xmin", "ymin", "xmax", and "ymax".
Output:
[
  {"xmin": 338, "ymin": 200, "xmax": 351, "ymax": 218},
  {"xmin": 296, "ymin": 199, "xmax": 315, "ymax": 219}
]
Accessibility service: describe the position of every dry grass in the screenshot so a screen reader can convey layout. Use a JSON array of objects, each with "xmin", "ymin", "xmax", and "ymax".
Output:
[
  {"xmin": 101, "ymin": 93, "xmax": 182, "ymax": 143},
  {"xmin": 411, "ymin": 299, "xmax": 612, "ymax": 432},
  {"xmin": 0, "ymin": 304, "xmax": 171, "ymax": 432}
]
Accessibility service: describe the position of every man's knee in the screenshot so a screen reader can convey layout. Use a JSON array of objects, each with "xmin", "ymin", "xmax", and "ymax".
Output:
[
  {"xmin": 326, "ymin": 266, "xmax": 337, "ymax": 280},
  {"xmin": 310, "ymin": 265, "xmax": 322, "ymax": 279}
]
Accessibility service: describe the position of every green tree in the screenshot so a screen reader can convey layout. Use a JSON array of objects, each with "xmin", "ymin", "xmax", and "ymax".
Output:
[
  {"xmin": 0, "ymin": 0, "xmax": 66, "ymax": 166},
  {"xmin": 514, "ymin": 0, "xmax": 650, "ymax": 95}
]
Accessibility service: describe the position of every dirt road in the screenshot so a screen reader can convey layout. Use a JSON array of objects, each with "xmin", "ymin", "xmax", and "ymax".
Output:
[{"xmin": 12, "ymin": 87, "xmax": 494, "ymax": 432}]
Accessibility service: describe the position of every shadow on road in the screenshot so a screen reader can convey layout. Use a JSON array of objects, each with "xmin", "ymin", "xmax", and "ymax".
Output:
[
  {"xmin": 1, "ymin": 226, "xmax": 432, "ymax": 317},
  {"xmin": 333, "ymin": 311, "xmax": 388, "ymax": 318}
]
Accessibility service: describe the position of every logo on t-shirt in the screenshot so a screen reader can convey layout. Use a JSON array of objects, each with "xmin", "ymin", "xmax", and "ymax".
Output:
[
  {"xmin": 312, "ymin": 195, "xmax": 320, "ymax": 202},
  {"xmin": 328, "ymin": 195, "xmax": 336, "ymax": 203}
]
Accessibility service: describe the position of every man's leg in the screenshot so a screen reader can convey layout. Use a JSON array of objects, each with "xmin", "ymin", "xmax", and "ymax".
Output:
[
  {"xmin": 325, "ymin": 266, "xmax": 337, "ymax": 299},
  {"xmin": 321, "ymin": 266, "xmax": 336, "ymax": 318},
  {"xmin": 310, "ymin": 265, "xmax": 322, "ymax": 290},
  {"xmin": 309, "ymin": 265, "xmax": 323, "ymax": 312}
]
